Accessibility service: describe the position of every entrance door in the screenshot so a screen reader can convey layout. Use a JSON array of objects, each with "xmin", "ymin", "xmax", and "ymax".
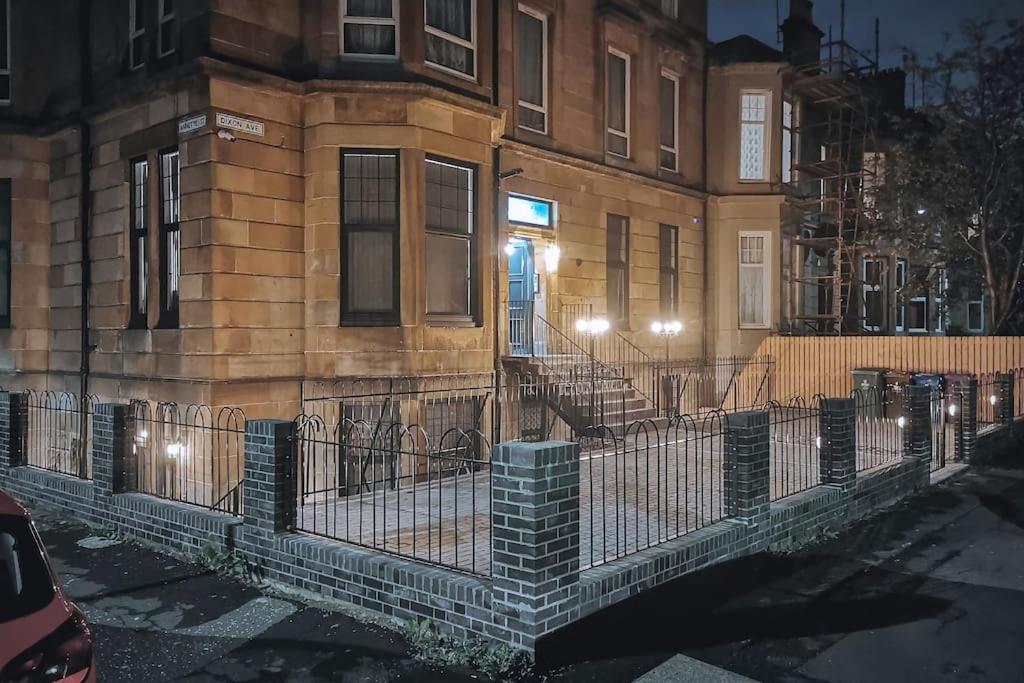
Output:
[{"xmin": 508, "ymin": 239, "xmax": 535, "ymax": 355}]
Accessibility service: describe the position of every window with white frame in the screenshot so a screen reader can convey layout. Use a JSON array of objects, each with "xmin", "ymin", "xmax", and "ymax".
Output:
[
  {"xmin": 739, "ymin": 232, "xmax": 770, "ymax": 328},
  {"xmin": 660, "ymin": 0, "xmax": 679, "ymax": 19},
  {"xmin": 129, "ymin": 0, "xmax": 146, "ymax": 69},
  {"xmin": 157, "ymin": 0, "xmax": 175, "ymax": 57},
  {"xmin": 606, "ymin": 49, "xmax": 630, "ymax": 157},
  {"xmin": 862, "ymin": 258, "xmax": 883, "ymax": 332},
  {"xmin": 659, "ymin": 69, "xmax": 679, "ymax": 171},
  {"xmin": 340, "ymin": 0, "xmax": 398, "ymax": 58},
  {"xmin": 516, "ymin": 5, "xmax": 547, "ymax": 133},
  {"xmin": 740, "ymin": 90, "xmax": 769, "ymax": 181},
  {"xmin": 908, "ymin": 296, "xmax": 927, "ymax": 333},
  {"xmin": 782, "ymin": 98, "xmax": 797, "ymax": 183},
  {"xmin": 0, "ymin": 0, "xmax": 10, "ymax": 103},
  {"xmin": 129, "ymin": 158, "xmax": 149, "ymax": 329},
  {"xmin": 934, "ymin": 268, "xmax": 947, "ymax": 333},
  {"xmin": 158, "ymin": 148, "xmax": 180, "ymax": 328},
  {"xmin": 424, "ymin": 0, "xmax": 476, "ymax": 78},
  {"xmin": 967, "ymin": 298, "xmax": 984, "ymax": 333},
  {"xmin": 895, "ymin": 258, "xmax": 907, "ymax": 332}
]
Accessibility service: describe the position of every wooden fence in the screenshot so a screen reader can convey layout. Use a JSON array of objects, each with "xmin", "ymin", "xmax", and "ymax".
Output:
[{"xmin": 750, "ymin": 336, "xmax": 1024, "ymax": 400}]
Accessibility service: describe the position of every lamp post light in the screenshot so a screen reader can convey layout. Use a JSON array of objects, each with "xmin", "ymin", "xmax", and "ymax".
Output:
[
  {"xmin": 575, "ymin": 317, "xmax": 610, "ymax": 424},
  {"xmin": 651, "ymin": 320, "xmax": 683, "ymax": 416}
]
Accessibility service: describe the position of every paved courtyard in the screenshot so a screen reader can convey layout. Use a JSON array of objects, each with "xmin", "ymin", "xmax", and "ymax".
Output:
[{"xmin": 295, "ymin": 416, "xmax": 957, "ymax": 575}]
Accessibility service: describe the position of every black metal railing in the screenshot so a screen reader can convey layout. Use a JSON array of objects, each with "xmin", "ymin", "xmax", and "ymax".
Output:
[
  {"xmin": 766, "ymin": 396, "xmax": 823, "ymax": 500},
  {"xmin": 977, "ymin": 374, "xmax": 1000, "ymax": 428},
  {"xmin": 929, "ymin": 388, "xmax": 957, "ymax": 472},
  {"xmin": 658, "ymin": 356, "xmax": 774, "ymax": 418},
  {"xmin": 130, "ymin": 401, "xmax": 247, "ymax": 515},
  {"xmin": 579, "ymin": 413, "xmax": 726, "ymax": 570},
  {"xmin": 293, "ymin": 416, "xmax": 491, "ymax": 576},
  {"xmin": 25, "ymin": 390, "xmax": 95, "ymax": 479},
  {"xmin": 850, "ymin": 387, "xmax": 903, "ymax": 472}
]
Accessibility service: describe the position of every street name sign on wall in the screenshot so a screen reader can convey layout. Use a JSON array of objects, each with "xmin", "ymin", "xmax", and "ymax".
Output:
[
  {"xmin": 215, "ymin": 112, "xmax": 265, "ymax": 137},
  {"xmin": 177, "ymin": 113, "xmax": 207, "ymax": 136}
]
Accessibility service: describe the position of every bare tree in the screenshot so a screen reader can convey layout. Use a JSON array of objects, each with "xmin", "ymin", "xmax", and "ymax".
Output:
[{"xmin": 877, "ymin": 20, "xmax": 1024, "ymax": 334}]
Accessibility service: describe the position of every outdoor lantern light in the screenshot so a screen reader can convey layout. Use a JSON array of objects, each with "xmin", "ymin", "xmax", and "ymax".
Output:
[
  {"xmin": 917, "ymin": 208, "xmax": 927, "ymax": 215},
  {"xmin": 815, "ymin": 436, "xmax": 822, "ymax": 449},
  {"xmin": 576, "ymin": 317, "xmax": 610, "ymax": 335},
  {"xmin": 948, "ymin": 403, "xmax": 958, "ymax": 417},
  {"xmin": 166, "ymin": 442, "xmax": 185, "ymax": 460},
  {"xmin": 136, "ymin": 429, "xmax": 148, "ymax": 442},
  {"xmin": 544, "ymin": 244, "xmax": 561, "ymax": 272},
  {"xmin": 504, "ymin": 242, "xmax": 515, "ymax": 256},
  {"xmin": 897, "ymin": 416, "xmax": 907, "ymax": 429},
  {"xmin": 990, "ymin": 394, "xmax": 998, "ymax": 406}
]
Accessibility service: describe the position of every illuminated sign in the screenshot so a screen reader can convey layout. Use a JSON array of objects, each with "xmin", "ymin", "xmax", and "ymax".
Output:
[{"xmin": 508, "ymin": 194, "xmax": 554, "ymax": 228}]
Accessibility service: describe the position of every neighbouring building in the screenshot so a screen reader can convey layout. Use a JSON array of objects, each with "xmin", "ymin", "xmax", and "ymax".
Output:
[{"xmin": 3, "ymin": 0, "xmax": 978, "ymax": 425}]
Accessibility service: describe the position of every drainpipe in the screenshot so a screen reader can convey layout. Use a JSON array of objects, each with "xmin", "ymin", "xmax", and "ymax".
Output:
[
  {"xmin": 491, "ymin": 1, "xmax": 502, "ymax": 439},
  {"xmin": 700, "ymin": 38, "xmax": 710, "ymax": 361},
  {"xmin": 78, "ymin": 0, "xmax": 93, "ymax": 400}
]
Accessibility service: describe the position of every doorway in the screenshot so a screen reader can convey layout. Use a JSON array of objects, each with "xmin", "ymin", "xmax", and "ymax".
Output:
[{"xmin": 508, "ymin": 238, "xmax": 536, "ymax": 355}]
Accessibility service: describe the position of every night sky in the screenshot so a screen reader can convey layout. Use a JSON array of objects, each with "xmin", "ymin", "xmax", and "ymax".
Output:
[{"xmin": 709, "ymin": 0, "xmax": 1024, "ymax": 70}]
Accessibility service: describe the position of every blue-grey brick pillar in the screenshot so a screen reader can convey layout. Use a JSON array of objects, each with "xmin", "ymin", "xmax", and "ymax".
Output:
[
  {"xmin": 93, "ymin": 403, "xmax": 132, "ymax": 496},
  {"xmin": 491, "ymin": 440, "xmax": 580, "ymax": 651},
  {"xmin": 820, "ymin": 398, "xmax": 857, "ymax": 491},
  {"xmin": 723, "ymin": 411, "xmax": 770, "ymax": 526},
  {"xmin": 903, "ymin": 385, "xmax": 932, "ymax": 462},
  {"xmin": 954, "ymin": 378, "xmax": 978, "ymax": 463},
  {"xmin": 0, "ymin": 391, "xmax": 28, "ymax": 469},
  {"xmin": 243, "ymin": 419, "xmax": 296, "ymax": 539},
  {"xmin": 995, "ymin": 373, "xmax": 1015, "ymax": 427}
]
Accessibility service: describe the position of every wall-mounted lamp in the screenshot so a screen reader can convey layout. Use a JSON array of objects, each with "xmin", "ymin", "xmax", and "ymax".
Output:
[
  {"xmin": 544, "ymin": 244, "xmax": 561, "ymax": 272},
  {"xmin": 503, "ymin": 242, "xmax": 515, "ymax": 256}
]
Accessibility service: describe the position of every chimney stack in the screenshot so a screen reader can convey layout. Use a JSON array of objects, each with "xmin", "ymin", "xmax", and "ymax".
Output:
[{"xmin": 782, "ymin": 0, "xmax": 824, "ymax": 68}]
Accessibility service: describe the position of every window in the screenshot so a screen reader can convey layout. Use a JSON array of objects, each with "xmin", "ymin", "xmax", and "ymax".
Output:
[
  {"xmin": 341, "ymin": 150, "xmax": 400, "ymax": 325},
  {"xmin": 967, "ymin": 299, "xmax": 984, "ymax": 333},
  {"xmin": 934, "ymin": 269, "xmax": 947, "ymax": 333},
  {"xmin": 0, "ymin": 0, "xmax": 10, "ymax": 103},
  {"xmin": 340, "ymin": 0, "xmax": 399, "ymax": 58},
  {"xmin": 158, "ymin": 149, "xmax": 180, "ymax": 328},
  {"xmin": 908, "ymin": 296, "xmax": 927, "ymax": 333},
  {"xmin": 739, "ymin": 232, "xmax": 769, "ymax": 328},
  {"xmin": 508, "ymin": 194, "xmax": 553, "ymax": 228},
  {"xmin": 739, "ymin": 90, "xmax": 769, "ymax": 181},
  {"xmin": 862, "ymin": 258, "xmax": 883, "ymax": 332},
  {"xmin": 659, "ymin": 224, "xmax": 678, "ymax": 315},
  {"xmin": 424, "ymin": 0, "xmax": 476, "ymax": 79},
  {"xmin": 606, "ymin": 49, "xmax": 630, "ymax": 157},
  {"xmin": 0, "ymin": 179, "xmax": 9, "ymax": 327},
  {"xmin": 895, "ymin": 258, "xmax": 907, "ymax": 332},
  {"xmin": 782, "ymin": 99, "xmax": 797, "ymax": 183},
  {"xmin": 607, "ymin": 214, "xmax": 629, "ymax": 326},
  {"xmin": 129, "ymin": 0, "xmax": 146, "ymax": 69},
  {"xmin": 129, "ymin": 158, "xmax": 149, "ymax": 328},
  {"xmin": 425, "ymin": 158, "xmax": 476, "ymax": 323},
  {"xmin": 516, "ymin": 6, "xmax": 547, "ymax": 134},
  {"xmin": 660, "ymin": 0, "xmax": 679, "ymax": 19},
  {"xmin": 659, "ymin": 70, "xmax": 679, "ymax": 171},
  {"xmin": 157, "ymin": 0, "xmax": 175, "ymax": 57}
]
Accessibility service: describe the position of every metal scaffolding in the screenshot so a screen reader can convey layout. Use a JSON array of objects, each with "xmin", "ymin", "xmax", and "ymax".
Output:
[{"xmin": 781, "ymin": 32, "xmax": 881, "ymax": 336}]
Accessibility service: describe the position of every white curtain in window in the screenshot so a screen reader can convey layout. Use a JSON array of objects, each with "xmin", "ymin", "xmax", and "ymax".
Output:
[
  {"xmin": 740, "ymin": 93, "xmax": 767, "ymax": 180},
  {"xmin": 343, "ymin": 0, "xmax": 396, "ymax": 55},
  {"xmin": 739, "ymin": 235, "xmax": 766, "ymax": 326}
]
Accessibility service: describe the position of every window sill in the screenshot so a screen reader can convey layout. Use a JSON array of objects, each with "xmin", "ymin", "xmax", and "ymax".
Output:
[
  {"xmin": 340, "ymin": 319, "xmax": 401, "ymax": 328},
  {"xmin": 738, "ymin": 324, "xmax": 770, "ymax": 331},
  {"xmin": 427, "ymin": 316, "xmax": 479, "ymax": 328},
  {"xmin": 425, "ymin": 61, "xmax": 478, "ymax": 83}
]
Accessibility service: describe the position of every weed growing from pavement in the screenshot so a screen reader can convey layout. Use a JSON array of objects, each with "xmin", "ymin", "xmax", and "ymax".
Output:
[
  {"xmin": 403, "ymin": 619, "xmax": 535, "ymax": 681},
  {"xmin": 96, "ymin": 526, "xmax": 130, "ymax": 543},
  {"xmin": 196, "ymin": 539, "xmax": 263, "ymax": 584}
]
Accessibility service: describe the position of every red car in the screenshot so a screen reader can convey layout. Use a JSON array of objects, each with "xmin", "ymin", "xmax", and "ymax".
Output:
[{"xmin": 0, "ymin": 491, "xmax": 95, "ymax": 682}]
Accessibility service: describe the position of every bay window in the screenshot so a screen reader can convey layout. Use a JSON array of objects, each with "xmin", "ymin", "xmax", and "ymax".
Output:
[
  {"xmin": 425, "ymin": 0, "xmax": 476, "ymax": 78},
  {"xmin": 158, "ymin": 148, "xmax": 180, "ymax": 328},
  {"xmin": 739, "ymin": 232, "xmax": 770, "ymax": 328},
  {"xmin": 341, "ymin": 150, "xmax": 401, "ymax": 325},
  {"xmin": 340, "ymin": 0, "xmax": 399, "ymax": 58},
  {"xmin": 425, "ymin": 157, "xmax": 476, "ymax": 324},
  {"xmin": 129, "ymin": 158, "xmax": 149, "ymax": 328},
  {"xmin": 740, "ymin": 90, "xmax": 769, "ymax": 181},
  {"xmin": 782, "ymin": 98, "xmax": 798, "ymax": 183},
  {"xmin": 516, "ymin": 5, "xmax": 548, "ymax": 134}
]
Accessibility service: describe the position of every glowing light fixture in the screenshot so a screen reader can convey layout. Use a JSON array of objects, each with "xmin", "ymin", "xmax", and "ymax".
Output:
[
  {"xmin": 897, "ymin": 416, "xmax": 907, "ymax": 429},
  {"xmin": 544, "ymin": 244, "xmax": 561, "ymax": 272},
  {"xmin": 504, "ymin": 242, "xmax": 516, "ymax": 256},
  {"xmin": 989, "ymin": 394, "xmax": 998, "ymax": 406},
  {"xmin": 815, "ymin": 436, "xmax": 822, "ymax": 449},
  {"xmin": 948, "ymin": 404, "xmax": 958, "ymax": 417},
  {"xmin": 576, "ymin": 318, "xmax": 610, "ymax": 335},
  {"xmin": 651, "ymin": 320, "xmax": 683, "ymax": 336}
]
